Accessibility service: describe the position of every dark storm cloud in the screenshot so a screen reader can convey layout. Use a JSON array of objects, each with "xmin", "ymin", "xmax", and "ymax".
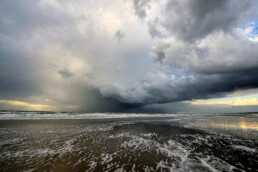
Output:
[
  {"xmin": 104, "ymin": 27, "xmax": 258, "ymax": 106},
  {"xmin": 132, "ymin": 0, "xmax": 258, "ymax": 107},
  {"xmin": 59, "ymin": 86, "xmax": 132, "ymax": 113},
  {"xmin": 0, "ymin": 0, "xmax": 258, "ymax": 113},
  {"xmin": 142, "ymin": 34, "xmax": 258, "ymax": 105},
  {"xmin": 164, "ymin": 0, "xmax": 253, "ymax": 41},
  {"xmin": 142, "ymin": 69, "xmax": 258, "ymax": 104}
]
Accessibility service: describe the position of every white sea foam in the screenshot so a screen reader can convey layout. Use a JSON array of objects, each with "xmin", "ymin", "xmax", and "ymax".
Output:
[
  {"xmin": 87, "ymin": 161, "xmax": 97, "ymax": 172},
  {"xmin": 232, "ymin": 145, "xmax": 256, "ymax": 153},
  {"xmin": 1, "ymin": 113, "xmax": 256, "ymax": 171},
  {"xmin": 1, "ymin": 129, "xmax": 253, "ymax": 172},
  {"xmin": 197, "ymin": 157, "xmax": 217, "ymax": 172},
  {"xmin": 0, "ymin": 111, "xmax": 196, "ymax": 120},
  {"xmin": 101, "ymin": 153, "xmax": 113, "ymax": 165}
]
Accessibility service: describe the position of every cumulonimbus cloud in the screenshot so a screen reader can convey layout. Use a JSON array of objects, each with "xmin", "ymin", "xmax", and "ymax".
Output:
[{"xmin": 0, "ymin": 0, "xmax": 258, "ymax": 112}]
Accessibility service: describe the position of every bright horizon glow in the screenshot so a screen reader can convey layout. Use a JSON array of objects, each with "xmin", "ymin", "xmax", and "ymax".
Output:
[
  {"xmin": 192, "ymin": 94, "xmax": 258, "ymax": 107},
  {"xmin": 0, "ymin": 99, "xmax": 53, "ymax": 111}
]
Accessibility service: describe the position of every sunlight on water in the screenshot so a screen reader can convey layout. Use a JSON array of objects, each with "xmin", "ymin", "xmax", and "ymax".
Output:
[
  {"xmin": 193, "ymin": 115, "xmax": 258, "ymax": 140},
  {"xmin": 238, "ymin": 117, "xmax": 258, "ymax": 130},
  {"xmin": 197, "ymin": 120, "xmax": 258, "ymax": 131}
]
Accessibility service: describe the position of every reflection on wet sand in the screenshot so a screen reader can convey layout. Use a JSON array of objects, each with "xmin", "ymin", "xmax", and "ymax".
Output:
[
  {"xmin": 196, "ymin": 120, "xmax": 258, "ymax": 131},
  {"xmin": 238, "ymin": 118, "xmax": 258, "ymax": 130},
  {"xmin": 194, "ymin": 116, "xmax": 258, "ymax": 139}
]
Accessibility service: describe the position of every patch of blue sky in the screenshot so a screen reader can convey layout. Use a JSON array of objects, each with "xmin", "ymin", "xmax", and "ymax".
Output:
[
  {"xmin": 242, "ymin": 21, "xmax": 258, "ymax": 38},
  {"xmin": 170, "ymin": 68, "xmax": 188, "ymax": 78}
]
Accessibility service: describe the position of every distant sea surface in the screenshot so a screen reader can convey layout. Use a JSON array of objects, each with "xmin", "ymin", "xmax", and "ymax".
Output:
[{"xmin": 0, "ymin": 112, "xmax": 257, "ymax": 172}]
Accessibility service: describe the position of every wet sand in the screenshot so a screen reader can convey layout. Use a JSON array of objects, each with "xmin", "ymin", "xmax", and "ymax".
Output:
[{"xmin": 0, "ymin": 113, "xmax": 257, "ymax": 172}]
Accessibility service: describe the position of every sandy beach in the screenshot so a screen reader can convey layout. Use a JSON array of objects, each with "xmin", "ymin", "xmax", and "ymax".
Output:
[{"xmin": 0, "ymin": 112, "xmax": 257, "ymax": 172}]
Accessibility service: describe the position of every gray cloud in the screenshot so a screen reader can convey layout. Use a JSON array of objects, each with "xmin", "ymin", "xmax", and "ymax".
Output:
[
  {"xmin": 149, "ymin": 40, "xmax": 170, "ymax": 63},
  {"xmin": 140, "ymin": 29, "xmax": 258, "ymax": 104},
  {"xmin": 0, "ymin": 0, "xmax": 72, "ymax": 38},
  {"xmin": 102, "ymin": 27, "xmax": 258, "ymax": 105},
  {"xmin": 114, "ymin": 30, "xmax": 125, "ymax": 42},
  {"xmin": 0, "ymin": 38, "xmax": 45, "ymax": 101},
  {"xmin": 0, "ymin": 0, "xmax": 153, "ymax": 112},
  {"xmin": 151, "ymin": 31, "xmax": 258, "ymax": 74},
  {"xmin": 134, "ymin": 0, "xmax": 258, "ymax": 106},
  {"xmin": 148, "ymin": 18, "xmax": 163, "ymax": 39},
  {"xmin": 164, "ymin": 0, "xmax": 253, "ymax": 42},
  {"xmin": 133, "ymin": 0, "xmax": 151, "ymax": 19},
  {"xmin": 58, "ymin": 69, "xmax": 73, "ymax": 78}
]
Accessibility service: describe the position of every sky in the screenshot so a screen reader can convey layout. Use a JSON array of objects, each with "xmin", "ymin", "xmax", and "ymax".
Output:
[{"xmin": 0, "ymin": 0, "xmax": 258, "ymax": 113}]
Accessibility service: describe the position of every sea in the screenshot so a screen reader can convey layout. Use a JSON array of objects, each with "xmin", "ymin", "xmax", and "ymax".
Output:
[{"xmin": 0, "ymin": 111, "xmax": 257, "ymax": 172}]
